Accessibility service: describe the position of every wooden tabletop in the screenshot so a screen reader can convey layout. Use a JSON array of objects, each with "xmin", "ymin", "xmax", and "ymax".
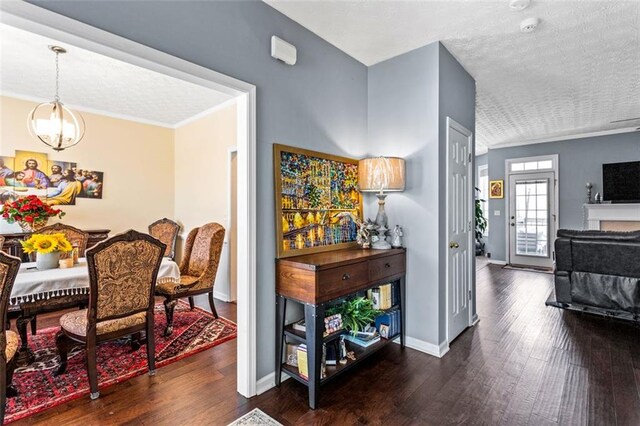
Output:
[{"xmin": 276, "ymin": 248, "xmax": 405, "ymax": 271}]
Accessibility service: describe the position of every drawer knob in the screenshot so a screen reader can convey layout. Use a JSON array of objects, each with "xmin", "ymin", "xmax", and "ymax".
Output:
[
  {"xmin": 384, "ymin": 263, "xmax": 391, "ymax": 268},
  {"xmin": 342, "ymin": 273, "xmax": 351, "ymax": 281}
]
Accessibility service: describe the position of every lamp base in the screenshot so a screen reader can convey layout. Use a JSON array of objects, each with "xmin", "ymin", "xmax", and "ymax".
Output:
[{"xmin": 375, "ymin": 192, "xmax": 388, "ymax": 229}]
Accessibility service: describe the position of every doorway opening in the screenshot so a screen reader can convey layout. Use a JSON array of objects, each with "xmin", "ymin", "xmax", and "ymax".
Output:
[
  {"xmin": 505, "ymin": 155, "xmax": 558, "ymax": 270},
  {"xmin": 2, "ymin": 2, "xmax": 257, "ymax": 397}
]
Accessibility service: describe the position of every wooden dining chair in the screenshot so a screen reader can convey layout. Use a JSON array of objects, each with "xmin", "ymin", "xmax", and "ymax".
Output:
[
  {"xmin": 0, "ymin": 251, "xmax": 21, "ymax": 424},
  {"xmin": 0, "ymin": 236, "xmax": 5, "ymax": 251},
  {"xmin": 148, "ymin": 218, "xmax": 180, "ymax": 261},
  {"xmin": 155, "ymin": 223, "xmax": 225, "ymax": 336},
  {"xmin": 27, "ymin": 223, "xmax": 90, "ymax": 336},
  {"xmin": 54, "ymin": 230, "xmax": 165, "ymax": 399}
]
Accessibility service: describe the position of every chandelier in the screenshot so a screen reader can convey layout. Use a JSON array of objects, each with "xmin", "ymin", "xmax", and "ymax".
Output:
[{"xmin": 28, "ymin": 45, "xmax": 85, "ymax": 151}]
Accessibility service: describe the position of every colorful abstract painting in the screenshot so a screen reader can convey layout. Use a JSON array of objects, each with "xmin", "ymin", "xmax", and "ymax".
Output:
[{"xmin": 274, "ymin": 144, "xmax": 362, "ymax": 258}]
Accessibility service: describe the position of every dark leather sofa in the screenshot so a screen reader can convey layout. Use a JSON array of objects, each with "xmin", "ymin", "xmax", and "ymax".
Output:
[{"xmin": 553, "ymin": 229, "xmax": 640, "ymax": 320}]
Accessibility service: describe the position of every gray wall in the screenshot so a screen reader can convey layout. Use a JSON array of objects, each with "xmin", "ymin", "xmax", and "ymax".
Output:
[
  {"xmin": 368, "ymin": 43, "xmax": 441, "ymax": 345},
  {"xmin": 485, "ymin": 132, "xmax": 640, "ymax": 261},
  {"xmin": 29, "ymin": 0, "xmax": 369, "ymax": 379},
  {"xmin": 437, "ymin": 45, "xmax": 476, "ymax": 342},
  {"xmin": 367, "ymin": 42, "xmax": 475, "ymax": 347}
]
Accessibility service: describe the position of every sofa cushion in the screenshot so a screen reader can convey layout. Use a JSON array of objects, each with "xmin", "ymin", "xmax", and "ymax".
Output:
[
  {"xmin": 572, "ymin": 240, "xmax": 640, "ymax": 278},
  {"xmin": 557, "ymin": 229, "xmax": 640, "ymax": 242}
]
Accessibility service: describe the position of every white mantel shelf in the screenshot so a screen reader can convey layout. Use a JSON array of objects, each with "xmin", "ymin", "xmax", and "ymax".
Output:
[{"xmin": 584, "ymin": 203, "xmax": 640, "ymax": 230}]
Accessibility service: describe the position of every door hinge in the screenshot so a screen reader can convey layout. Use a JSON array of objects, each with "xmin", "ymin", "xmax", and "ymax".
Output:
[
  {"xmin": 468, "ymin": 290, "xmax": 472, "ymax": 300},
  {"xmin": 469, "ymin": 153, "xmax": 472, "ymax": 163},
  {"xmin": 469, "ymin": 221, "xmax": 473, "ymax": 232}
]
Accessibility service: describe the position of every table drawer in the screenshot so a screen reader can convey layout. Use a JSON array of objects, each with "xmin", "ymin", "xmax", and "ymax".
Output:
[
  {"xmin": 317, "ymin": 262, "xmax": 368, "ymax": 303},
  {"xmin": 369, "ymin": 253, "xmax": 405, "ymax": 283}
]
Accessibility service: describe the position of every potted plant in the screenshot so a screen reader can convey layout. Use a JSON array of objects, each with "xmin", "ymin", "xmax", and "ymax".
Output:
[
  {"xmin": 1, "ymin": 195, "xmax": 65, "ymax": 232},
  {"xmin": 326, "ymin": 297, "xmax": 381, "ymax": 334},
  {"xmin": 475, "ymin": 187, "xmax": 488, "ymax": 255},
  {"xmin": 21, "ymin": 233, "xmax": 73, "ymax": 270}
]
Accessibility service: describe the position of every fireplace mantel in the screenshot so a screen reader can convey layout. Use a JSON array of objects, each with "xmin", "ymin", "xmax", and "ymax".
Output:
[{"xmin": 584, "ymin": 203, "xmax": 640, "ymax": 230}]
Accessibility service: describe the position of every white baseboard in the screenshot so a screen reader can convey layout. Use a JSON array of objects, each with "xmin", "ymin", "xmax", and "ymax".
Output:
[
  {"xmin": 394, "ymin": 336, "xmax": 449, "ymax": 358},
  {"xmin": 471, "ymin": 314, "xmax": 480, "ymax": 326},
  {"xmin": 213, "ymin": 290, "xmax": 231, "ymax": 302},
  {"xmin": 256, "ymin": 371, "xmax": 289, "ymax": 396},
  {"xmin": 488, "ymin": 259, "xmax": 507, "ymax": 265}
]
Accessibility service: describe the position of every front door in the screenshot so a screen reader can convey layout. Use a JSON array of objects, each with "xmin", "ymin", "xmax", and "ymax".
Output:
[
  {"xmin": 447, "ymin": 118, "xmax": 473, "ymax": 342},
  {"xmin": 508, "ymin": 172, "xmax": 556, "ymax": 269}
]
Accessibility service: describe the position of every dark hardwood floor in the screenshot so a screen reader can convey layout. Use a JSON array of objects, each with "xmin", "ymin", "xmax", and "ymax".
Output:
[{"xmin": 12, "ymin": 266, "xmax": 640, "ymax": 425}]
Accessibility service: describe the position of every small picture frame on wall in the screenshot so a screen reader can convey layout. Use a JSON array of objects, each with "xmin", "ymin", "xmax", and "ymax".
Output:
[{"xmin": 489, "ymin": 180, "xmax": 504, "ymax": 199}]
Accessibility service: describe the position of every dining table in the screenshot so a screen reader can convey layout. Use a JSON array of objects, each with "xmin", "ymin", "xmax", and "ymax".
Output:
[{"xmin": 10, "ymin": 257, "xmax": 180, "ymax": 366}]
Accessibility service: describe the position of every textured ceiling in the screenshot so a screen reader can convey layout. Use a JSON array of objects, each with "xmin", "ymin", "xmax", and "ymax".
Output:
[
  {"xmin": 0, "ymin": 24, "xmax": 232, "ymax": 127},
  {"xmin": 266, "ymin": 0, "xmax": 640, "ymax": 150}
]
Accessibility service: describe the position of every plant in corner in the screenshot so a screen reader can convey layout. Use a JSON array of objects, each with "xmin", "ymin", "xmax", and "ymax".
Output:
[
  {"xmin": 475, "ymin": 187, "xmax": 488, "ymax": 256},
  {"xmin": 326, "ymin": 297, "xmax": 382, "ymax": 334}
]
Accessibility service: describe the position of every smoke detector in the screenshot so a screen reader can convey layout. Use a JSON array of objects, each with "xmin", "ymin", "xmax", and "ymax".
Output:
[
  {"xmin": 520, "ymin": 17, "xmax": 540, "ymax": 33},
  {"xmin": 509, "ymin": 0, "xmax": 530, "ymax": 11}
]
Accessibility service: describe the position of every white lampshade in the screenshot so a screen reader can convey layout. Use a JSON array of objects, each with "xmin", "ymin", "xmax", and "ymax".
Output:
[{"xmin": 358, "ymin": 157, "xmax": 405, "ymax": 192}]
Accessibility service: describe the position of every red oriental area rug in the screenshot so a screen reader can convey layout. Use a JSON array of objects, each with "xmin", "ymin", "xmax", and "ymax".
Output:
[{"xmin": 5, "ymin": 301, "xmax": 237, "ymax": 424}]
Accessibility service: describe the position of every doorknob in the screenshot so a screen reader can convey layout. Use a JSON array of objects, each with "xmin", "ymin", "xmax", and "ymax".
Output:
[{"xmin": 449, "ymin": 241, "xmax": 459, "ymax": 249}]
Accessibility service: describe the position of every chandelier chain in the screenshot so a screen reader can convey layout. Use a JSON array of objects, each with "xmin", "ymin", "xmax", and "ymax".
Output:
[{"xmin": 54, "ymin": 50, "xmax": 60, "ymax": 102}]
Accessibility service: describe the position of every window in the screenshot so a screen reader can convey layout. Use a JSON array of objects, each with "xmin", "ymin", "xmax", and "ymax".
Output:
[
  {"xmin": 510, "ymin": 160, "xmax": 554, "ymax": 173},
  {"xmin": 478, "ymin": 165, "xmax": 489, "ymax": 236}
]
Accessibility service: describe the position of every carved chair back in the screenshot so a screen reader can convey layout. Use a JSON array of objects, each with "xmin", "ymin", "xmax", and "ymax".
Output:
[
  {"xmin": 179, "ymin": 223, "xmax": 225, "ymax": 291},
  {"xmin": 0, "ymin": 252, "xmax": 21, "ymax": 363},
  {"xmin": 0, "ymin": 236, "xmax": 4, "ymax": 250},
  {"xmin": 36, "ymin": 223, "xmax": 89, "ymax": 257},
  {"xmin": 86, "ymin": 230, "xmax": 165, "ymax": 324},
  {"xmin": 148, "ymin": 218, "xmax": 180, "ymax": 260}
]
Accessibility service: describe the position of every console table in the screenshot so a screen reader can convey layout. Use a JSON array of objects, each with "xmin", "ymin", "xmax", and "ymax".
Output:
[
  {"xmin": 275, "ymin": 248, "xmax": 406, "ymax": 409},
  {"xmin": 1, "ymin": 229, "xmax": 110, "ymax": 261}
]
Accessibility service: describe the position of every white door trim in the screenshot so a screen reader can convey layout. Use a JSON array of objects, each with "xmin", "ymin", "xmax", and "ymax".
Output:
[
  {"xmin": 1, "ymin": 2, "xmax": 258, "ymax": 398},
  {"xmin": 445, "ymin": 117, "xmax": 475, "ymax": 344},
  {"xmin": 226, "ymin": 146, "xmax": 238, "ymax": 302},
  {"xmin": 504, "ymin": 154, "xmax": 559, "ymax": 268}
]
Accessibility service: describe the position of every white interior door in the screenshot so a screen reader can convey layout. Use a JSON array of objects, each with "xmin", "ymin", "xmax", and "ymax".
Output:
[
  {"xmin": 447, "ymin": 118, "xmax": 473, "ymax": 342},
  {"xmin": 508, "ymin": 172, "xmax": 556, "ymax": 269}
]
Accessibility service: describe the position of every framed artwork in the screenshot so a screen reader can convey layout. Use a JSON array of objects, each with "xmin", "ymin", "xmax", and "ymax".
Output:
[
  {"xmin": 274, "ymin": 144, "xmax": 362, "ymax": 258},
  {"xmin": 489, "ymin": 180, "xmax": 504, "ymax": 199},
  {"xmin": 0, "ymin": 149, "xmax": 105, "ymax": 207}
]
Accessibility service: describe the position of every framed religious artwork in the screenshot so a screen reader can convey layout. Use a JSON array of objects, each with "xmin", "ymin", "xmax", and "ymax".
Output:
[
  {"xmin": 273, "ymin": 144, "xmax": 363, "ymax": 258},
  {"xmin": 489, "ymin": 180, "xmax": 504, "ymax": 199}
]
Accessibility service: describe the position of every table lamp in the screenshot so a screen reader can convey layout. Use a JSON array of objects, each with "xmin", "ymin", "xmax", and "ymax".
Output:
[{"xmin": 358, "ymin": 157, "xmax": 405, "ymax": 230}]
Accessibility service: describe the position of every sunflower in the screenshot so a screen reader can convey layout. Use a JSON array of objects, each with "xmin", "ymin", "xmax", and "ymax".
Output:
[
  {"xmin": 56, "ymin": 238, "xmax": 73, "ymax": 252},
  {"xmin": 33, "ymin": 236, "xmax": 57, "ymax": 254}
]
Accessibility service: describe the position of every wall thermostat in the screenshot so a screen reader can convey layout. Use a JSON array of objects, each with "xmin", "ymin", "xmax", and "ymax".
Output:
[{"xmin": 271, "ymin": 36, "xmax": 297, "ymax": 66}]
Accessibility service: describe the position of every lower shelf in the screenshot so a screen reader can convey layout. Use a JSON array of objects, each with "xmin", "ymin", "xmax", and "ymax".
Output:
[{"xmin": 281, "ymin": 334, "xmax": 401, "ymax": 386}]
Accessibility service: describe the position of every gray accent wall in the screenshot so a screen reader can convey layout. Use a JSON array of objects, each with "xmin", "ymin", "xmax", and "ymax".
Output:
[
  {"xmin": 29, "ymin": 0, "xmax": 369, "ymax": 379},
  {"xmin": 485, "ymin": 132, "xmax": 640, "ymax": 261},
  {"xmin": 368, "ymin": 42, "xmax": 475, "ymax": 347}
]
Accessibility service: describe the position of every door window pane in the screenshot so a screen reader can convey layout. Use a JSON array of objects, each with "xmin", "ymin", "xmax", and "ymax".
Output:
[{"xmin": 514, "ymin": 179, "xmax": 549, "ymax": 257}]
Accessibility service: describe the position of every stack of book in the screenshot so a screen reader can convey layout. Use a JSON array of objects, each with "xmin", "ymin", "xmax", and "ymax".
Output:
[
  {"xmin": 343, "ymin": 329, "xmax": 380, "ymax": 348},
  {"xmin": 367, "ymin": 283, "xmax": 394, "ymax": 310},
  {"xmin": 296, "ymin": 344, "xmax": 308, "ymax": 380},
  {"xmin": 374, "ymin": 308, "xmax": 401, "ymax": 339}
]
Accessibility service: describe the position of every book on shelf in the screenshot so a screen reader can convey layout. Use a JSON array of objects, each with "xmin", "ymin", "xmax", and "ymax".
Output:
[
  {"xmin": 375, "ymin": 308, "xmax": 401, "ymax": 339},
  {"xmin": 292, "ymin": 318, "xmax": 306, "ymax": 332},
  {"xmin": 296, "ymin": 344, "xmax": 308, "ymax": 380},
  {"xmin": 344, "ymin": 332, "xmax": 381, "ymax": 348}
]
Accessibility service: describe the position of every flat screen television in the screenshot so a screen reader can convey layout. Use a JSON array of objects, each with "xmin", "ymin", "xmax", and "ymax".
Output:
[{"xmin": 603, "ymin": 161, "xmax": 640, "ymax": 203}]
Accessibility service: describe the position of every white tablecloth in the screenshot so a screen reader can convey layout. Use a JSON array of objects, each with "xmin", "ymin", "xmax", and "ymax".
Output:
[{"xmin": 11, "ymin": 257, "xmax": 180, "ymax": 305}]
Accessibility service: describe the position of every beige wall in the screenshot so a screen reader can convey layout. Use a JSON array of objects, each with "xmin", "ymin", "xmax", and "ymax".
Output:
[
  {"xmin": 0, "ymin": 96, "xmax": 175, "ymax": 234},
  {"xmin": 174, "ymin": 102, "xmax": 237, "ymax": 255}
]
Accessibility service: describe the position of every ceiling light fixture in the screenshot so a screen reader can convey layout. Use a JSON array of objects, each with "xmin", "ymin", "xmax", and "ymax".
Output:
[
  {"xmin": 509, "ymin": 0, "xmax": 531, "ymax": 11},
  {"xmin": 28, "ymin": 45, "xmax": 85, "ymax": 151},
  {"xmin": 520, "ymin": 17, "xmax": 540, "ymax": 33}
]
